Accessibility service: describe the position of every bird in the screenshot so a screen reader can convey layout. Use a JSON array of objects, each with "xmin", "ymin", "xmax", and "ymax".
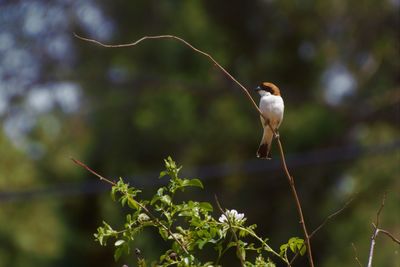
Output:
[{"xmin": 254, "ymin": 82, "xmax": 284, "ymax": 159}]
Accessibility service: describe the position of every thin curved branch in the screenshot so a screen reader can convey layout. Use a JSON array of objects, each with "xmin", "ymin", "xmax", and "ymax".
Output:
[
  {"xmin": 290, "ymin": 196, "xmax": 354, "ymax": 265},
  {"xmin": 377, "ymin": 228, "xmax": 400, "ymax": 245},
  {"xmin": 275, "ymin": 137, "xmax": 314, "ymax": 267},
  {"xmin": 73, "ymin": 33, "xmax": 263, "ymax": 119},
  {"xmin": 310, "ymin": 195, "xmax": 355, "ymax": 238},
  {"xmin": 73, "ymin": 33, "xmax": 314, "ymax": 267}
]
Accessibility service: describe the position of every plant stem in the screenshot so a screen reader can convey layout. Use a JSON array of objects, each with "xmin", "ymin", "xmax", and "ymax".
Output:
[
  {"xmin": 215, "ymin": 196, "xmax": 245, "ymax": 267},
  {"xmin": 275, "ymin": 138, "xmax": 314, "ymax": 267},
  {"xmin": 71, "ymin": 158, "xmax": 189, "ymax": 255},
  {"xmin": 232, "ymin": 225, "xmax": 289, "ymax": 265}
]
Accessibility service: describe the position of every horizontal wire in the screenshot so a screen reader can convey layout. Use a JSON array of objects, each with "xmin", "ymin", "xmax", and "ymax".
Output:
[{"xmin": 0, "ymin": 140, "xmax": 399, "ymax": 203}]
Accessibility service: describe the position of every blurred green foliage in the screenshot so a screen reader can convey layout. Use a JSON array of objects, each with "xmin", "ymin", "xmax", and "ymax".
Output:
[{"xmin": 0, "ymin": 0, "xmax": 398, "ymax": 266}]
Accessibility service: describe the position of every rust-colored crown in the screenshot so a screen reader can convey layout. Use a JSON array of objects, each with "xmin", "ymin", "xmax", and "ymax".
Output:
[{"xmin": 260, "ymin": 82, "xmax": 281, "ymax": 96}]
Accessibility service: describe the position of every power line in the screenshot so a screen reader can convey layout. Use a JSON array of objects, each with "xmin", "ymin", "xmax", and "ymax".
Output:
[{"xmin": 0, "ymin": 140, "xmax": 399, "ymax": 203}]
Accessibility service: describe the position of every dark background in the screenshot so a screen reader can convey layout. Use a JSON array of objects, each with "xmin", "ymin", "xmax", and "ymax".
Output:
[{"xmin": 0, "ymin": 0, "xmax": 399, "ymax": 266}]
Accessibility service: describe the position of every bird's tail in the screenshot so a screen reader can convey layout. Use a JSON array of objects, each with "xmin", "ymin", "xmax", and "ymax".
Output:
[
  {"xmin": 256, "ymin": 129, "xmax": 273, "ymax": 159},
  {"xmin": 257, "ymin": 143, "xmax": 271, "ymax": 159}
]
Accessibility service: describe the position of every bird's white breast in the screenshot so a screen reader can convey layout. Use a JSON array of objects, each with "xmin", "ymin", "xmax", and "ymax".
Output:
[{"xmin": 259, "ymin": 95, "xmax": 284, "ymax": 126}]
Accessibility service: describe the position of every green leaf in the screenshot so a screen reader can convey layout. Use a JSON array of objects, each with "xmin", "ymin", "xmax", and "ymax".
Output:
[
  {"xmin": 289, "ymin": 241, "xmax": 297, "ymax": 253},
  {"xmin": 296, "ymin": 239, "xmax": 305, "ymax": 250},
  {"xmin": 209, "ymin": 226, "xmax": 218, "ymax": 238},
  {"xmin": 150, "ymin": 196, "xmax": 159, "ymax": 206},
  {"xmin": 114, "ymin": 247, "xmax": 123, "ymax": 261},
  {"xmin": 127, "ymin": 196, "xmax": 139, "ymax": 210},
  {"xmin": 227, "ymin": 241, "xmax": 237, "ymax": 249},
  {"xmin": 266, "ymin": 258, "xmax": 276, "ymax": 267},
  {"xmin": 159, "ymin": 228, "xmax": 169, "ymax": 240},
  {"xmin": 199, "ymin": 202, "xmax": 213, "ymax": 212},
  {"xmin": 190, "ymin": 217, "xmax": 202, "ymax": 227},
  {"xmin": 178, "ymin": 210, "xmax": 192, "ymax": 217},
  {"xmin": 181, "ymin": 178, "xmax": 203, "ymax": 189},
  {"xmin": 196, "ymin": 238, "xmax": 208, "ymax": 249},
  {"xmin": 110, "ymin": 186, "xmax": 117, "ymax": 201},
  {"xmin": 159, "ymin": 170, "xmax": 168, "ymax": 178},
  {"xmin": 299, "ymin": 244, "xmax": 307, "ymax": 256},
  {"xmin": 236, "ymin": 246, "xmax": 246, "ymax": 261},
  {"xmin": 120, "ymin": 195, "xmax": 127, "ymax": 206},
  {"xmin": 160, "ymin": 194, "xmax": 172, "ymax": 205},
  {"xmin": 279, "ymin": 244, "xmax": 288, "ymax": 257}
]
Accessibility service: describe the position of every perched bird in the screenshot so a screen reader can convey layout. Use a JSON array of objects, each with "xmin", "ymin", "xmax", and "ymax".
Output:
[{"xmin": 254, "ymin": 82, "xmax": 284, "ymax": 159}]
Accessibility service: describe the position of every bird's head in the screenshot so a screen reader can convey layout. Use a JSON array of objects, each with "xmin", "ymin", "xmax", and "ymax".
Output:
[{"xmin": 254, "ymin": 82, "xmax": 281, "ymax": 96}]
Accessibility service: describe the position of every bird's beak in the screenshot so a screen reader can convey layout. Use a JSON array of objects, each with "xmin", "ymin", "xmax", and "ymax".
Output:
[{"xmin": 254, "ymin": 85, "xmax": 262, "ymax": 91}]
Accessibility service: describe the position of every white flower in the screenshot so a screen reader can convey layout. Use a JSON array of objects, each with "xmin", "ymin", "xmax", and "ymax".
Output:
[
  {"xmin": 218, "ymin": 209, "xmax": 245, "ymax": 224},
  {"xmin": 138, "ymin": 213, "xmax": 150, "ymax": 223}
]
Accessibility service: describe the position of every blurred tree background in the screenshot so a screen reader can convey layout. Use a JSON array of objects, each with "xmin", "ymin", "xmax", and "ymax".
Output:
[{"xmin": 0, "ymin": 0, "xmax": 399, "ymax": 266}]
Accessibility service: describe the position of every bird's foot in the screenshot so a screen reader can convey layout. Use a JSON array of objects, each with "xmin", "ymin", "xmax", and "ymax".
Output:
[{"xmin": 273, "ymin": 131, "xmax": 280, "ymax": 139}]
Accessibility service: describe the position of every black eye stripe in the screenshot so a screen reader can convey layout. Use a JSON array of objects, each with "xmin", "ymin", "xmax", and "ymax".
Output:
[{"xmin": 260, "ymin": 85, "xmax": 273, "ymax": 94}]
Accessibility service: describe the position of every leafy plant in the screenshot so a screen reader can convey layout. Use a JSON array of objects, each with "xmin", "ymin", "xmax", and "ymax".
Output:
[{"xmin": 94, "ymin": 157, "xmax": 305, "ymax": 266}]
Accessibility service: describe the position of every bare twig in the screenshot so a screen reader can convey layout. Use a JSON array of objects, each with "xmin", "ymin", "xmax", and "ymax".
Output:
[
  {"xmin": 375, "ymin": 193, "xmax": 386, "ymax": 227},
  {"xmin": 378, "ymin": 229, "xmax": 400, "ymax": 245},
  {"xmin": 273, "ymin": 131, "xmax": 314, "ymax": 267},
  {"xmin": 214, "ymin": 195, "xmax": 245, "ymax": 267},
  {"xmin": 289, "ymin": 196, "xmax": 354, "ymax": 265},
  {"xmin": 351, "ymin": 243, "xmax": 363, "ymax": 267},
  {"xmin": 365, "ymin": 192, "xmax": 400, "ymax": 267},
  {"xmin": 310, "ymin": 195, "xmax": 355, "ymax": 238},
  {"xmin": 74, "ymin": 33, "xmax": 315, "ymax": 267},
  {"xmin": 367, "ymin": 193, "xmax": 386, "ymax": 267},
  {"xmin": 71, "ymin": 158, "xmax": 189, "ymax": 255},
  {"xmin": 71, "ymin": 158, "xmax": 116, "ymax": 186}
]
